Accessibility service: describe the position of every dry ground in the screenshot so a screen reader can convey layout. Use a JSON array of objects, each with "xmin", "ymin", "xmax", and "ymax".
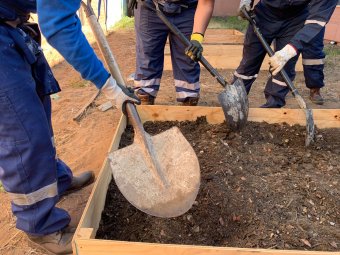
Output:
[{"xmin": 0, "ymin": 29, "xmax": 339, "ymax": 254}]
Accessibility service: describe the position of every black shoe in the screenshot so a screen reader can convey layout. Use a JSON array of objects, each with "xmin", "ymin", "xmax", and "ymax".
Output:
[
  {"xmin": 310, "ymin": 88, "xmax": 324, "ymax": 105},
  {"xmin": 27, "ymin": 228, "xmax": 74, "ymax": 255},
  {"xmin": 64, "ymin": 171, "xmax": 95, "ymax": 196},
  {"xmin": 181, "ymin": 97, "xmax": 199, "ymax": 106}
]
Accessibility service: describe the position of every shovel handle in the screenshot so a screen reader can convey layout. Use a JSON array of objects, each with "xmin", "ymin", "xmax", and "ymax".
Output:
[
  {"xmin": 82, "ymin": 1, "xmax": 167, "ymax": 187},
  {"xmin": 146, "ymin": 1, "xmax": 228, "ymax": 88}
]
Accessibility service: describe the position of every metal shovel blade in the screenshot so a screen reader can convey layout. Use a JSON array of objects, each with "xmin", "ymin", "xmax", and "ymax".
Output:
[
  {"xmin": 109, "ymin": 127, "xmax": 200, "ymax": 218},
  {"xmin": 218, "ymin": 78, "xmax": 249, "ymax": 131}
]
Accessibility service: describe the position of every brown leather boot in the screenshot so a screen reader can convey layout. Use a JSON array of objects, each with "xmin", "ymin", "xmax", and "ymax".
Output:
[
  {"xmin": 182, "ymin": 97, "xmax": 199, "ymax": 106},
  {"xmin": 27, "ymin": 228, "xmax": 73, "ymax": 255},
  {"xmin": 63, "ymin": 171, "xmax": 95, "ymax": 196},
  {"xmin": 310, "ymin": 88, "xmax": 324, "ymax": 105},
  {"xmin": 137, "ymin": 93, "xmax": 155, "ymax": 105}
]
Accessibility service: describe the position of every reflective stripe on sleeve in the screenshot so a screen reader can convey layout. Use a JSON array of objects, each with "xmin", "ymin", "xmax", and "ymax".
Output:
[
  {"xmin": 302, "ymin": 58, "xmax": 325, "ymax": 66},
  {"xmin": 272, "ymin": 79, "xmax": 287, "ymax": 87},
  {"xmin": 175, "ymin": 80, "xmax": 200, "ymax": 91},
  {"xmin": 234, "ymin": 71, "xmax": 258, "ymax": 80},
  {"xmin": 8, "ymin": 182, "xmax": 58, "ymax": 206},
  {"xmin": 305, "ymin": 20, "xmax": 326, "ymax": 27}
]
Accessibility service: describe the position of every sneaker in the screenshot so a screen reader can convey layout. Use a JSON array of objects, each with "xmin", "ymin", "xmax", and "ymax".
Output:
[
  {"xmin": 27, "ymin": 228, "xmax": 74, "ymax": 255},
  {"xmin": 63, "ymin": 171, "xmax": 95, "ymax": 196},
  {"xmin": 310, "ymin": 88, "xmax": 324, "ymax": 105},
  {"xmin": 181, "ymin": 97, "xmax": 199, "ymax": 106},
  {"xmin": 136, "ymin": 93, "xmax": 155, "ymax": 105}
]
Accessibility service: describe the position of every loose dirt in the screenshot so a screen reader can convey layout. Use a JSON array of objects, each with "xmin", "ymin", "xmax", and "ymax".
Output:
[{"xmin": 97, "ymin": 119, "xmax": 340, "ymax": 251}]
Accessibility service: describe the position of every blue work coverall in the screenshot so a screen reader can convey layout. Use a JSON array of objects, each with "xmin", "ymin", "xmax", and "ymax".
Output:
[
  {"xmin": 134, "ymin": 0, "xmax": 200, "ymax": 102},
  {"xmin": 0, "ymin": 0, "xmax": 109, "ymax": 236},
  {"xmin": 232, "ymin": 0, "xmax": 337, "ymax": 108}
]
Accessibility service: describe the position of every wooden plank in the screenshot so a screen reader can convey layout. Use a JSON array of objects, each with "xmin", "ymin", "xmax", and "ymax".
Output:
[
  {"xmin": 73, "ymin": 91, "xmax": 101, "ymax": 122},
  {"xmin": 137, "ymin": 106, "xmax": 340, "ymax": 129},
  {"xmin": 74, "ymin": 106, "xmax": 339, "ymax": 255},
  {"xmin": 163, "ymin": 45, "xmax": 304, "ymax": 71},
  {"xmin": 72, "ymin": 115, "xmax": 127, "ymax": 250},
  {"xmin": 75, "ymin": 239, "xmax": 334, "ymax": 255}
]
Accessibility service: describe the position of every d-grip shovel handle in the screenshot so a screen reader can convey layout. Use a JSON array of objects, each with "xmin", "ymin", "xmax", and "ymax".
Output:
[
  {"xmin": 147, "ymin": 0, "xmax": 228, "ymax": 88},
  {"xmin": 241, "ymin": 8, "xmax": 301, "ymax": 100},
  {"xmin": 81, "ymin": 1, "xmax": 167, "ymax": 186}
]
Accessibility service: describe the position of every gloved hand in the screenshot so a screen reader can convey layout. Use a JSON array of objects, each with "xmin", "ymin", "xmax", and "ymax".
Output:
[
  {"xmin": 238, "ymin": 0, "xmax": 253, "ymax": 19},
  {"xmin": 185, "ymin": 33, "xmax": 204, "ymax": 62},
  {"xmin": 101, "ymin": 76, "xmax": 141, "ymax": 113},
  {"xmin": 269, "ymin": 44, "xmax": 297, "ymax": 76}
]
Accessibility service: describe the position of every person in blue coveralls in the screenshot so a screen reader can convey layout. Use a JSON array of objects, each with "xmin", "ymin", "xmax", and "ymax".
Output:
[
  {"xmin": 186, "ymin": 0, "xmax": 337, "ymax": 108},
  {"xmin": 132, "ymin": 0, "xmax": 201, "ymax": 106},
  {"xmin": 0, "ymin": 0, "xmax": 140, "ymax": 254}
]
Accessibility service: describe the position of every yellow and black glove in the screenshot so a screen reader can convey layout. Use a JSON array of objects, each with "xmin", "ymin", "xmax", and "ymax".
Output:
[{"xmin": 185, "ymin": 33, "xmax": 204, "ymax": 62}]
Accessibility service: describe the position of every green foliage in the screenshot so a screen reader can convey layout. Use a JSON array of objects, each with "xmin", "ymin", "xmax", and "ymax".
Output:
[
  {"xmin": 208, "ymin": 16, "xmax": 248, "ymax": 33},
  {"xmin": 113, "ymin": 17, "xmax": 135, "ymax": 30},
  {"xmin": 324, "ymin": 44, "xmax": 340, "ymax": 57}
]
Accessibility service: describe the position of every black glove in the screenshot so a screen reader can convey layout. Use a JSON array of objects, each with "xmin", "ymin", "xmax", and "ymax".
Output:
[{"xmin": 185, "ymin": 33, "xmax": 204, "ymax": 62}]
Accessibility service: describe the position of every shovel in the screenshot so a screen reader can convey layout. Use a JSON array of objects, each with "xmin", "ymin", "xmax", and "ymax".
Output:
[
  {"xmin": 144, "ymin": 0, "xmax": 249, "ymax": 131},
  {"xmin": 81, "ymin": 1, "xmax": 200, "ymax": 218},
  {"xmin": 241, "ymin": 8, "xmax": 315, "ymax": 147}
]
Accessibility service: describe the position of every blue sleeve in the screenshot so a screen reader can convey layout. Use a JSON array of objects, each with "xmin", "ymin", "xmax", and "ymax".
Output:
[
  {"xmin": 37, "ymin": 0, "xmax": 110, "ymax": 89},
  {"xmin": 289, "ymin": 0, "xmax": 337, "ymax": 51}
]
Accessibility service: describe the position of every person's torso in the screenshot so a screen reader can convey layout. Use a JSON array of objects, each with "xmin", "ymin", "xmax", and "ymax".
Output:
[
  {"xmin": 160, "ymin": 0, "xmax": 198, "ymax": 6},
  {"xmin": 261, "ymin": 0, "xmax": 310, "ymax": 10},
  {"xmin": 0, "ymin": 0, "xmax": 36, "ymax": 22}
]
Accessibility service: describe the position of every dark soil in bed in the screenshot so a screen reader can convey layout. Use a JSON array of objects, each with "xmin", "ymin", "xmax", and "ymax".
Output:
[{"xmin": 96, "ymin": 119, "xmax": 340, "ymax": 251}]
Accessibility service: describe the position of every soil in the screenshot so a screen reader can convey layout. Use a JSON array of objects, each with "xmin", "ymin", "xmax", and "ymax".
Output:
[
  {"xmin": 0, "ymin": 28, "xmax": 339, "ymax": 254},
  {"xmin": 97, "ymin": 119, "xmax": 340, "ymax": 251}
]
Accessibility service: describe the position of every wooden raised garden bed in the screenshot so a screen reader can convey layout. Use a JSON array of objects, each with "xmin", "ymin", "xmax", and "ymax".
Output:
[{"xmin": 72, "ymin": 106, "xmax": 340, "ymax": 255}]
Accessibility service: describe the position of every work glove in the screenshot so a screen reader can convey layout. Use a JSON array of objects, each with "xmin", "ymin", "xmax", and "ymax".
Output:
[
  {"xmin": 238, "ymin": 0, "xmax": 253, "ymax": 19},
  {"xmin": 185, "ymin": 33, "xmax": 204, "ymax": 62},
  {"xmin": 101, "ymin": 76, "xmax": 141, "ymax": 113},
  {"xmin": 269, "ymin": 44, "xmax": 297, "ymax": 76}
]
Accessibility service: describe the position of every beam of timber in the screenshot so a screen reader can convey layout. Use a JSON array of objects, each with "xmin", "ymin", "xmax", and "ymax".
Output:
[
  {"xmin": 137, "ymin": 106, "xmax": 340, "ymax": 129},
  {"xmin": 163, "ymin": 45, "xmax": 304, "ymax": 71},
  {"xmin": 75, "ymin": 239, "xmax": 335, "ymax": 255},
  {"xmin": 72, "ymin": 115, "xmax": 127, "ymax": 251}
]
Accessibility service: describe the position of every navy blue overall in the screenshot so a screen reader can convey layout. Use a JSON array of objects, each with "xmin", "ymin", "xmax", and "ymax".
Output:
[
  {"xmin": 232, "ymin": 0, "xmax": 337, "ymax": 108},
  {"xmin": 302, "ymin": 28, "xmax": 326, "ymax": 89},
  {"xmin": 0, "ymin": 2, "xmax": 72, "ymax": 236},
  {"xmin": 134, "ymin": 0, "xmax": 200, "ymax": 102}
]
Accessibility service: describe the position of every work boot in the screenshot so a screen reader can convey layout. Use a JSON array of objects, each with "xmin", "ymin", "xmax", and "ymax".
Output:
[
  {"xmin": 136, "ymin": 93, "xmax": 155, "ymax": 105},
  {"xmin": 63, "ymin": 171, "xmax": 95, "ymax": 196},
  {"xmin": 181, "ymin": 97, "xmax": 199, "ymax": 106},
  {"xmin": 27, "ymin": 228, "xmax": 74, "ymax": 255},
  {"xmin": 310, "ymin": 88, "xmax": 324, "ymax": 105}
]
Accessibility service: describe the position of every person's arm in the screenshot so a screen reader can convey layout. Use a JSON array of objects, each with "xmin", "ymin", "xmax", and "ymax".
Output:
[
  {"xmin": 37, "ymin": 0, "xmax": 109, "ymax": 89},
  {"xmin": 269, "ymin": 0, "xmax": 337, "ymax": 75},
  {"xmin": 37, "ymin": 0, "xmax": 140, "ymax": 111},
  {"xmin": 185, "ymin": 0, "xmax": 215, "ymax": 61}
]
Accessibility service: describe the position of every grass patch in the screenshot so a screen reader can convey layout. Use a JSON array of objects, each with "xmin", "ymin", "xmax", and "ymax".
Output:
[
  {"xmin": 71, "ymin": 80, "xmax": 89, "ymax": 89},
  {"xmin": 208, "ymin": 16, "xmax": 248, "ymax": 32},
  {"xmin": 324, "ymin": 44, "xmax": 340, "ymax": 57},
  {"xmin": 113, "ymin": 16, "xmax": 135, "ymax": 30},
  {"xmin": 0, "ymin": 181, "xmax": 4, "ymax": 192}
]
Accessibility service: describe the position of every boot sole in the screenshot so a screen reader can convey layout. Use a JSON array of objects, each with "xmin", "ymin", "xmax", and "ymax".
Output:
[{"xmin": 27, "ymin": 238, "xmax": 72, "ymax": 255}]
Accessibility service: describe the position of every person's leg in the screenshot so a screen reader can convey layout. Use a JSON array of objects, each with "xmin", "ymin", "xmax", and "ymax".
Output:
[
  {"xmin": 169, "ymin": 6, "xmax": 200, "ymax": 105},
  {"xmin": 302, "ymin": 28, "xmax": 325, "ymax": 105},
  {"xmin": 232, "ymin": 3, "xmax": 277, "ymax": 93},
  {"xmin": 262, "ymin": 10, "xmax": 308, "ymax": 108},
  {"xmin": 134, "ymin": 2, "xmax": 169, "ymax": 104}
]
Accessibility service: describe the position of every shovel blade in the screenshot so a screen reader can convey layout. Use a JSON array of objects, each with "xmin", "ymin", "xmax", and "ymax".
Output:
[
  {"xmin": 109, "ymin": 127, "xmax": 200, "ymax": 218},
  {"xmin": 218, "ymin": 78, "xmax": 249, "ymax": 131}
]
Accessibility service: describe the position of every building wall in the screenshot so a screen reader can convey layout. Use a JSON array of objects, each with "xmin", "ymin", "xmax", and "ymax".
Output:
[
  {"xmin": 325, "ymin": 6, "xmax": 340, "ymax": 42},
  {"xmin": 212, "ymin": 0, "xmax": 259, "ymax": 16}
]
